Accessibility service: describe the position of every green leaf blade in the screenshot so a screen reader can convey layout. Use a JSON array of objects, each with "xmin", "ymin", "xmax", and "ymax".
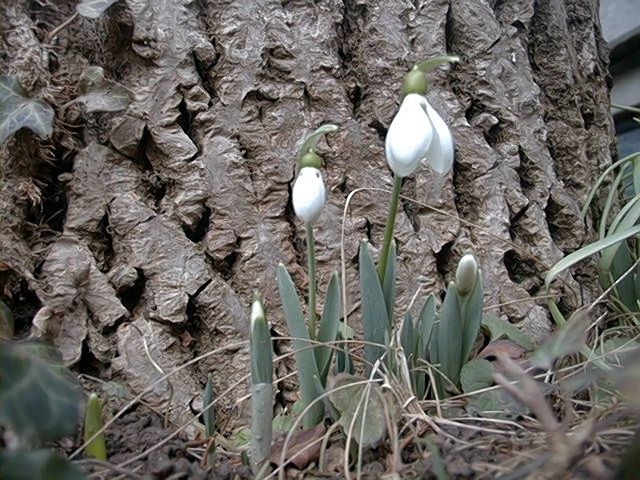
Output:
[
  {"xmin": 359, "ymin": 241, "xmax": 390, "ymax": 375},
  {"xmin": 0, "ymin": 450, "xmax": 87, "ymax": 480},
  {"xmin": 203, "ymin": 374, "xmax": 216, "ymax": 438},
  {"xmin": 0, "ymin": 76, "xmax": 54, "ymax": 144},
  {"xmin": 276, "ymin": 264, "xmax": 323, "ymax": 428},
  {"xmin": 83, "ymin": 393, "xmax": 107, "ymax": 461},
  {"xmin": 545, "ymin": 224, "xmax": 640, "ymax": 290},
  {"xmin": 0, "ymin": 343, "xmax": 84, "ymax": 442},
  {"xmin": 437, "ymin": 283, "xmax": 463, "ymax": 390},
  {"xmin": 460, "ymin": 275, "xmax": 484, "ymax": 364},
  {"xmin": 315, "ymin": 272, "xmax": 341, "ymax": 385},
  {"xmin": 297, "ymin": 124, "xmax": 339, "ymax": 165}
]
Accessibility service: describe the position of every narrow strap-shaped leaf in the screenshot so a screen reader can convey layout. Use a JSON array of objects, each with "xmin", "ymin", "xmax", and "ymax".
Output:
[
  {"xmin": 250, "ymin": 383, "xmax": 273, "ymax": 468},
  {"xmin": 429, "ymin": 322, "xmax": 446, "ymax": 398},
  {"xmin": 581, "ymin": 152, "xmax": 640, "ymax": 218},
  {"xmin": 416, "ymin": 55, "xmax": 460, "ymax": 73},
  {"xmin": 276, "ymin": 264, "xmax": 324, "ymax": 428},
  {"xmin": 84, "ymin": 393, "xmax": 107, "ymax": 461},
  {"xmin": 359, "ymin": 241, "xmax": 390, "ymax": 375},
  {"xmin": 417, "ymin": 294, "xmax": 436, "ymax": 360},
  {"xmin": 600, "ymin": 166, "xmax": 628, "ymax": 238},
  {"xmin": 382, "ymin": 240, "xmax": 397, "ymax": 326},
  {"xmin": 251, "ymin": 295, "xmax": 272, "ymax": 385},
  {"xmin": 316, "ymin": 272, "xmax": 341, "ymax": 385},
  {"xmin": 545, "ymin": 224, "xmax": 640, "ymax": 290},
  {"xmin": 203, "ymin": 374, "xmax": 216, "ymax": 438},
  {"xmin": 335, "ymin": 332, "xmax": 355, "ymax": 375},
  {"xmin": 414, "ymin": 295, "xmax": 436, "ymax": 399},
  {"xmin": 400, "ymin": 311, "xmax": 415, "ymax": 362},
  {"xmin": 459, "ymin": 275, "xmax": 484, "ymax": 364},
  {"xmin": 437, "ymin": 283, "xmax": 463, "ymax": 390}
]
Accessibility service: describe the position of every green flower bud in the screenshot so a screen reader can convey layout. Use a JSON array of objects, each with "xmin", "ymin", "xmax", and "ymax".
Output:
[
  {"xmin": 401, "ymin": 66, "xmax": 428, "ymax": 97},
  {"xmin": 299, "ymin": 150, "xmax": 323, "ymax": 169}
]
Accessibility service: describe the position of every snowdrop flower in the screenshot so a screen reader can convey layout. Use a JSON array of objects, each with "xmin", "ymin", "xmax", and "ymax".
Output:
[
  {"xmin": 385, "ymin": 93, "xmax": 454, "ymax": 178},
  {"xmin": 292, "ymin": 167, "xmax": 326, "ymax": 225},
  {"xmin": 455, "ymin": 253, "xmax": 479, "ymax": 295}
]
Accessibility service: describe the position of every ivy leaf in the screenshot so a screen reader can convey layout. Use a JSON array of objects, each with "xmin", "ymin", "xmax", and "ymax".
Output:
[
  {"xmin": 328, "ymin": 373, "xmax": 386, "ymax": 446},
  {"xmin": 0, "ymin": 76, "xmax": 54, "ymax": 144},
  {"xmin": 460, "ymin": 359, "xmax": 528, "ymax": 417},
  {"xmin": 0, "ymin": 450, "xmax": 87, "ymax": 480},
  {"xmin": 0, "ymin": 342, "xmax": 84, "ymax": 442},
  {"xmin": 460, "ymin": 359, "xmax": 494, "ymax": 393},
  {"xmin": 272, "ymin": 414, "xmax": 296, "ymax": 434},
  {"xmin": 76, "ymin": 66, "xmax": 133, "ymax": 113},
  {"xmin": 76, "ymin": 0, "xmax": 119, "ymax": 19},
  {"xmin": 531, "ymin": 313, "xmax": 587, "ymax": 370},
  {"xmin": 481, "ymin": 315, "xmax": 533, "ymax": 350},
  {"xmin": 230, "ymin": 427, "xmax": 251, "ymax": 449}
]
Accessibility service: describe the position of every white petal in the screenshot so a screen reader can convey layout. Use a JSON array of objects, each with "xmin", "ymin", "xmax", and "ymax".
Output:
[
  {"xmin": 385, "ymin": 94, "xmax": 434, "ymax": 177},
  {"xmin": 423, "ymin": 100, "xmax": 454, "ymax": 175},
  {"xmin": 455, "ymin": 253, "xmax": 478, "ymax": 295},
  {"xmin": 292, "ymin": 167, "xmax": 326, "ymax": 225}
]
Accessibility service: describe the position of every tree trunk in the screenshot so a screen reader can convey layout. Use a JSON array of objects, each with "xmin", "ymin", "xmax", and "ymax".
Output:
[{"xmin": 0, "ymin": 0, "xmax": 613, "ymax": 429}]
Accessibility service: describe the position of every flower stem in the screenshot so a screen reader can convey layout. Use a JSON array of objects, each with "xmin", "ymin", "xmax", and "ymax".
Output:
[
  {"xmin": 378, "ymin": 175, "xmax": 403, "ymax": 283},
  {"xmin": 306, "ymin": 223, "xmax": 317, "ymax": 339}
]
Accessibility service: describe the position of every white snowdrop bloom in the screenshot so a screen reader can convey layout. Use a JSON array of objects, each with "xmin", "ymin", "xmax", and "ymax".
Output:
[
  {"xmin": 385, "ymin": 93, "xmax": 454, "ymax": 177},
  {"xmin": 292, "ymin": 167, "xmax": 327, "ymax": 225},
  {"xmin": 455, "ymin": 253, "xmax": 479, "ymax": 295}
]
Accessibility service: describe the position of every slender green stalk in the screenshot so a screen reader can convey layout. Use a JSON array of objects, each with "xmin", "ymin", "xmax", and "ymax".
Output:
[
  {"xmin": 378, "ymin": 175, "xmax": 403, "ymax": 283},
  {"xmin": 84, "ymin": 393, "xmax": 107, "ymax": 461},
  {"xmin": 306, "ymin": 223, "xmax": 318, "ymax": 339}
]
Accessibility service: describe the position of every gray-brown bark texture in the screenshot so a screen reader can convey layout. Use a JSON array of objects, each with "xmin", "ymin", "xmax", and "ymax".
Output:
[{"xmin": 0, "ymin": 0, "xmax": 614, "ymax": 429}]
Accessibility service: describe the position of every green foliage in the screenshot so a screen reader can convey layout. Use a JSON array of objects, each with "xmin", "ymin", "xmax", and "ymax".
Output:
[
  {"xmin": 531, "ymin": 314, "xmax": 587, "ymax": 370},
  {"xmin": 0, "ymin": 450, "xmax": 86, "ymax": 480},
  {"xmin": 328, "ymin": 374, "xmax": 386, "ymax": 446},
  {"xmin": 75, "ymin": 66, "xmax": 133, "ymax": 113},
  {"xmin": 359, "ymin": 241, "xmax": 390, "ymax": 374},
  {"xmin": 460, "ymin": 359, "xmax": 494, "ymax": 393},
  {"xmin": 83, "ymin": 393, "xmax": 107, "ymax": 461},
  {"xmin": 276, "ymin": 264, "xmax": 324, "ymax": 428},
  {"xmin": 432, "ymin": 254, "xmax": 484, "ymax": 397},
  {"xmin": 437, "ymin": 282, "xmax": 464, "ymax": 390},
  {"xmin": 203, "ymin": 374, "xmax": 216, "ymax": 438},
  {"xmin": 0, "ymin": 341, "xmax": 86, "ymax": 479},
  {"xmin": 460, "ymin": 359, "xmax": 502, "ymax": 414},
  {"xmin": 482, "ymin": 314, "xmax": 533, "ymax": 350},
  {"xmin": 76, "ymin": 0, "xmax": 119, "ymax": 19},
  {"xmin": 0, "ymin": 76, "xmax": 54, "ymax": 144},
  {"xmin": 0, "ymin": 342, "xmax": 84, "ymax": 442},
  {"xmin": 358, "ymin": 244, "xmax": 485, "ymax": 398},
  {"xmin": 249, "ymin": 295, "xmax": 272, "ymax": 469},
  {"xmin": 315, "ymin": 272, "xmax": 341, "ymax": 384},
  {"xmin": 296, "ymin": 124, "xmax": 339, "ymax": 169},
  {"xmin": 547, "ymin": 151, "xmax": 640, "ymax": 322}
]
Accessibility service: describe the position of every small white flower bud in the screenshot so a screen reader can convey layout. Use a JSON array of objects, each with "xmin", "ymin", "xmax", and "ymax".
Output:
[
  {"xmin": 292, "ymin": 167, "xmax": 326, "ymax": 225},
  {"xmin": 455, "ymin": 253, "xmax": 478, "ymax": 295}
]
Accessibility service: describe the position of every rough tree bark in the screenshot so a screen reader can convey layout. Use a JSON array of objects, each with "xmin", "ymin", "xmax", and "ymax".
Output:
[{"xmin": 0, "ymin": 0, "xmax": 614, "ymax": 429}]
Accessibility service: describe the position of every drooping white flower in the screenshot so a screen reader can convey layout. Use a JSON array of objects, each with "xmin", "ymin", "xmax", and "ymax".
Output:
[
  {"xmin": 455, "ymin": 253, "xmax": 479, "ymax": 295},
  {"xmin": 292, "ymin": 167, "xmax": 327, "ymax": 225},
  {"xmin": 385, "ymin": 93, "xmax": 454, "ymax": 177}
]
